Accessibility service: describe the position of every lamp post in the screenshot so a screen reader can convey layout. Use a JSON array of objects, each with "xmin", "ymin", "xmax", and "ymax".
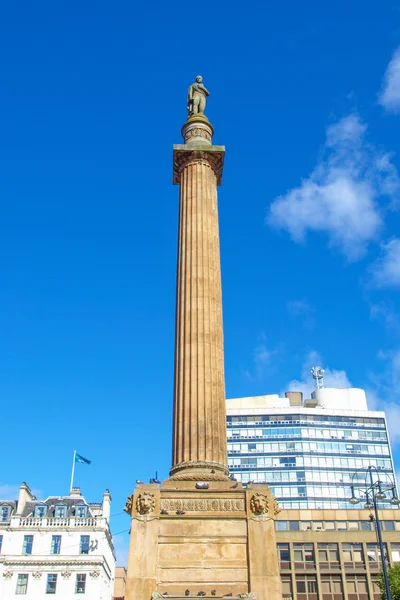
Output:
[{"xmin": 349, "ymin": 466, "xmax": 399, "ymax": 600}]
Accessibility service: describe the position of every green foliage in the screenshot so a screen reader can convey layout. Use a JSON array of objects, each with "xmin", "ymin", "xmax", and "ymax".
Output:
[{"xmin": 377, "ymin": 564, "xmax": 400, "ymax": 600}]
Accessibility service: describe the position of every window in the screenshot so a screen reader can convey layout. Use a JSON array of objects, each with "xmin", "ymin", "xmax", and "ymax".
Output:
[
  {"xmin": 278, "ymin": 544, "xmax": 290, "ymax": 567},
  {"xmin": 55, "ymin": 504, "xmax": 67, "ymax": 518},
  {"xmin": 300, "ymin": 521, "xmax": 311, "ymax": 531},
  {"xmin": 51, "ymin": 535, "xmax": 61, "ymax": 555},
  {"xmin": 383, "ymin": 521, "xmax": 395, "ymax": 531},
  {"xmin": 367, "ymin": 543, "xmax": 388, "ymax": 567},
  {"xmin": 46, "ymin": 574, "xmax": 57, "ymax": 594},
  {"xmin": 342, "ymin": 543, "xmax": 364, "ymax": 564},
  {"xmin": 296, "ymin": 575, "xmax": 318, "ymax": 598},
  {"xmin": 360, "ymin": 520, "xmax": 372, "ymax": 531},
  {"xmin": 281, "ymin": 575, "xmax": 293, "ymax": 598},
  {"xmin": 346, "ymin": 575, "xmax": 368, "ymax": 599},
  {"xmin": 0, "ymin": 535, "xmax": 3, "ymax": 553},
  {"xmin": 391, "ymin": 543, "xmax": 400, "ymax": 563},
  {"xmin": 80, "ymin": 535, "xmax": 90, "ymax": 554},
  {"xmin": 371, "ymin": 578, "xmax": 382, "ymax": 600},
  {"xmin": 76, "ymin": 574, "xmax": 86, "ymax": 594},
  {"xmin": 294, "ymin": 543, "xmax": 315, "ymax": 565},
  {"xmin": 16, "ymin": 574, "xmax": 29, "ymax": 594},
  {"xmin": 289, "ymin": 520, "xmax": 300, "ymax": 530},
  {"xmin": 321, "ymin": 576, "xmax": 344, "ymax": 599},
  {"xmin": 348, "ymin": 521, "xmax": 359, "ymax": 530},
  {"xmin": 1, "ymin": 506, "xmax": 9, "ymax": 521},
  {"xmin": 324, "ymin": 521, "xmax": 335, "ymax": 530},
  {"xmin": 22, "ymin": 535, "xmax": 33, "ymax": 555},
  {"xmin": 276, "ymin": 521, "xmax": 288, "ymax": 531},
  {"xmin": 34, "ymin": 505, "xmax": 47, "ymax": 518},
  {"xmin": 337, "ymin": 521, "xmax": 347, "ymax": 530},
  {"xmin": 318, "ymin": 543, "xmax": 339, "ymax": 564},
  {"xmin": 76, "ymin": 506, "xmax": 87, "ymax": 518}
]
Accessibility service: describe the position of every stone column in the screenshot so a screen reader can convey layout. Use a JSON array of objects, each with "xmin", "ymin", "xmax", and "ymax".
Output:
[{"xmin": 170, "ymin": 115, "xmax": 228, "ymax": 481}]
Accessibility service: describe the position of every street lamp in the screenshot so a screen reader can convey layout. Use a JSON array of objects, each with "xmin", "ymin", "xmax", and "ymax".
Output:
[{"xmin": 348, "ymin": 466, "xmax": 399, "ymax": 600}]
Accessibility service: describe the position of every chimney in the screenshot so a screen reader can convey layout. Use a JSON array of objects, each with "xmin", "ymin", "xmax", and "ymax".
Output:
[
  {"xmin": 70, "ymin": 487, "xmax": 81, "ymax": 498},
  {"xmin": 103, "ymin": 489, "xmax": 112, "ymax": 522},
  {"xmin": 285, "ymin": 391, "xmax": 303, "ymax": 406},
  {"xmin": 16, "ymin": 482, "xmax": 34, "ymax": 515}
]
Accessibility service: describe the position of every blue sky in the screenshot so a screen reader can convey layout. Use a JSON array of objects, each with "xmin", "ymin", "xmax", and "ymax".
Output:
[{"xmin": 1, "ymin": 0, "xmax": 400, "ymax": 563}]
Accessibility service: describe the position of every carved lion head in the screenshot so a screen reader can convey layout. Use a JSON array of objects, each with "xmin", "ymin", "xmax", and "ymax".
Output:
[
  {"xmin": 136, "ymin": 492, "xmax": 156, "ymax": 515},
  {"xmin": 250, "ymin": 493, "xmax": 269, "ymax": 515}
]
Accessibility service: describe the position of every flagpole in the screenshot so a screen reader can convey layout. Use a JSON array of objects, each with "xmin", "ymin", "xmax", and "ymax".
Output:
[{"xmin": 70, "ymin": 450, "xmax": 76, "ymax": 493}]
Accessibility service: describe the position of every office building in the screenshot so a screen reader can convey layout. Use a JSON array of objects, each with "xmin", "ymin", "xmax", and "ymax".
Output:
[
  {"xmin": 0, "ymin": 482, "xmax": 115, "ymax": 599},
  {"xmin": 227, "ymin": 386, "xmax": 396, "ymax": 509}
]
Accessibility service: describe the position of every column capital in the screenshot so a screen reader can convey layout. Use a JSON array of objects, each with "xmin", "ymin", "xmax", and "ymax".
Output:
[{"xmin": 173, "ymin": 146, "xmax": 225, "ymax": 185}]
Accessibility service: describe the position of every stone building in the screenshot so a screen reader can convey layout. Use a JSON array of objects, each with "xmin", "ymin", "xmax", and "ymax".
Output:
[
  {"xmin": 276, "ymin": 508, "xmax": 400, "ymax": 600},
  {"xmin": 0, "ymin": 482, "xmax": 115, "ymax": 599}
]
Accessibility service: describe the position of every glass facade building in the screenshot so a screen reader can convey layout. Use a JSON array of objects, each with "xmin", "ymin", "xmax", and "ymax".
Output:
[{"xmin": 226, "ymin": 388, "xmax": 397, "ymax": 509}]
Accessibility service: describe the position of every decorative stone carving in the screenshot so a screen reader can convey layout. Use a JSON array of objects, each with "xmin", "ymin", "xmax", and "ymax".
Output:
[
  {"xmin": 61, "ymin": 571, "xmax": 72, "ymax": 579},
  {"xmin": 136, "ymin": 492, "xmax": 156, "ymax": 515},
  {"xmin": 3, "ymin": 570, "xmax": 13, "ymax": 579},
  {"xmin": 239, "ymin": 593, "xmax": 257, "ymax": 599},
  {"xmin": 90, "ymin": 570, "xmax": 100, "ymax": 578},
  {"xmin": 173, "ymin": 149, "xmax": 225, "ymax": 186},
  {"xmin": 250, "ymin": 493, "xmax": 269, "ymax": 515},
  {"xmin": 32, "ymin": 572, "xmax": 42, "ymax": 579},
  {"xmin": 124, "ymin": 495, "xmax": 133, "ymax": 515},
  {"xmin": 160, "ymin": 498, "xmax": 245, "ymax": 512},
  {"xmin": 185, "ymin": 127, "xmax": 212, "ymax": 143},
  {"xmin": 273, "ymin": 496, "xmax": 281, "ymax": 515}
]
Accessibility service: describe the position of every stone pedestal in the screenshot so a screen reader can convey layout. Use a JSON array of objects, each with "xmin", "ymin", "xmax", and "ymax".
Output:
[{"xmin": 124, "ymin": 483, "xmax": 281, "ymax": 600}]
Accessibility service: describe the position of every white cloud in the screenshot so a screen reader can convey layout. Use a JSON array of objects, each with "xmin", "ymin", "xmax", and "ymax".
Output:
[
  {"xmin": 370, "ymin": 301, "xmax": 400, "ymax": 332},
  {"xmin": 379, "ymin": 47, "xmax": 400, "ymax": 113},
  {"xmin": 367, "ymin": 350, "xmax": 400, "ymax": 446},
  {"xmin": 244, "ymin": 336, "xmax": 280, "ymax": 382},
  {"xmin": 285, "ymin": 350, "xmax": 352, "ymax": 399},
  {"xmin": 266, "ymin": 114, "xmax": 400, "ymax": 261},
  {"xmin": 369, "ymin": 238, "xmax": 400, "ymax": 288},
  {"xmin": 287, "ymin": 299, "xmax": 315, "ymax": 329}
]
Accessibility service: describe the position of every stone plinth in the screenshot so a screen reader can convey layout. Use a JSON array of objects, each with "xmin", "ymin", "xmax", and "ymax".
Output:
[{"xmin": 124, "ymin": 483, "xmax": 281, "ymax": 600}]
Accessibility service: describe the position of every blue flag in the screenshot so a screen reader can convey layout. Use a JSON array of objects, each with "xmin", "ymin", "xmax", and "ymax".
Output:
[{"xmin": 75, "ymin": 453, "xmax": 91, "ymax": 465}]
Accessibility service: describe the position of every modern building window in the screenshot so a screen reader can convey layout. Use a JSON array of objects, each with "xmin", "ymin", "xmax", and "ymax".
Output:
[
  {"xmin": 318, "ymin": 543, "xmax": 339, "ymax": 565},
  {"xmin": 22, "ymin": 535, "xmax": 33, "ymax": 555},
  {"xmin": 342, "ymin": 543, "xmax": 364, "ymax": 565},
  {"xmin": 51, "ymin": 535, "xmax": 61, "ymax": 555},
  {"xmin": 383, "ymin": 521, "xmax": 395, "ymax": 531},
  {"xmin": 16, "ymin": 574, "xmax": 29, "ymax": 594},
  {"xmin": 321, "ymin": 576, "xmax": 344, "ymax": 600},
  {"xmin": 391, "ymin": 543, "xmax": 400, "ymax": 563},
  {"xmin": 294, "ymin": 543, "xmax": 315, "ymax": 567},
  {"xmin": 360, "ymin": 520, "xmax": 373, "ymax": 531},
  {"xmin": 34, "ymin": 505, "xmax": 47, "ymax": 518},
  {"xmin": 296, "ymin": 575, "xmax": 318, "ymax": 600},
  {"xmin": 289, "ymin": 520, "xmax": 300, "ymax": 530},
  {"xmin": 300, "ymin": 521, "xmax": 311, "ymax": 531},
  {"xmin": 281, "ymin": 575, "xmax": 293, "ymax": 598},
  {"xmin": 278, "ymin": 544, "xmax": 290, "ymax": 568},
  {"xmin": 1, "ymin": 506, "xmax": 9, "ymax": 521},
  {"xmin": 46, "ymin": 574, "xmax": 57, "ymax": 594},
  {"xmin": 76, "ymin": 574, "xmax": 86, "ymax": 593},
  {"xmin": 371, "ymin": 578, "xmax": 382, "ymax": 600},
  {"xmin": 366, "ymin": 543, "xmax": 388, "ymax": 568},
  {"xmin": 276, "ymin": 521, "xmax": 288, "ymax": 531},
  {"xmin": 348, "ymin": 521, "xmax": 359, "ymax": 530},
  {"xmin": 324, "ymin": 521, "xmax": 335, "ymax": 530},
  {"xmin": 80, "ymin": 535, "xmax": 90, "ymax": 554},
  {"xmin": 346, "ymin": 575, "xmax": 368, "ymax": 600}
]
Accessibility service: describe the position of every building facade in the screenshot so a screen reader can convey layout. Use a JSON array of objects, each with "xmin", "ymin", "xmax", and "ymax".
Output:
[
  {"xmin": 276, "ymin": 508, "xmax": 400, "ymax": 600},
  {"xmin": 227, "ymin": 387, "xmax": 397, "ymax": 509},
  {"xmin": 0, "ymin": 482, "xmax": 115, "ymax": 599}
]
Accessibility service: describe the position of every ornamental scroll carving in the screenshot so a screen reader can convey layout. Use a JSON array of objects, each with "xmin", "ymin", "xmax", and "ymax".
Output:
[
  {"xmin": 184, "ymin": 127, "xmax": 212, "ymax": 143},
  {"xmin": 61, "ymin": 571, "xmax": 72, "ymax": 579},
  {"xmin": 173, "ymin": 150, "xmax": 224, "ymax": 185},
  {"xmin": 160, "ymin": 498, "xmax": 244, "ymax": 512},
  {"xmin": 136, "ymin": 492, "xmax": 156, "ymax": 515},
  {"xmin": 273, "ymin": 495, "xmax": 281, "ymax": 515},
  {"xmin": 90, "ymin": 570, "xmax": 100, "ymax": 578},
  {"xmin": 250, "ymin": 493, "xmax": 269, "ymax": 515},
  {"xmin": 32, "ymin": 572, "xmax": 42, "ymax": 579},
  {"xmin": 124, "ymin": 495, "xmax": 133, "ymax": 515},
  {"xmin": 3, "ymin": 570, "xmax": 13, "ymax": 579}
]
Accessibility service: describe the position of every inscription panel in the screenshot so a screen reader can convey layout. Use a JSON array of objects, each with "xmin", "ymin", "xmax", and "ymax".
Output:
[{"xmin": 160, "ymin": 498, "xmax": 245, "ymax": 512}]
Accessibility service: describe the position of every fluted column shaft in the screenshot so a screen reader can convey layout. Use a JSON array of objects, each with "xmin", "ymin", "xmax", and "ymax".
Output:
[{"xmin": 171, "ymin": 151, "xmax": 227, "ymax": 478}]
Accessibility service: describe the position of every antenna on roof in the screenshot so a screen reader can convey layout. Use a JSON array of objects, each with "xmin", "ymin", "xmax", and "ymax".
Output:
[{"xmin": 311, "ymin": 366, "xmax": 325, "ymax": 390}]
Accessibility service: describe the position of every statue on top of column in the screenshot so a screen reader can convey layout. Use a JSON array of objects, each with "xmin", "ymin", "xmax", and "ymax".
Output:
[{"xmin": 187, "ymin": 75, "xmax": 210, "ymax": 116}]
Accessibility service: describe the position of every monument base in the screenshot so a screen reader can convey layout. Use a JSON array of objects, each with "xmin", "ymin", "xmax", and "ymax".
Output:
[{"xmin": 124, "ymin": 482, "xmax": 282, "ymax": 600}]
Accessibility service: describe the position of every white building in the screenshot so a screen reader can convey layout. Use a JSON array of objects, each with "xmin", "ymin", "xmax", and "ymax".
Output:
[
  {"xmin": 0, "ymin": 482, "xmax": 115, "ymax": 599},
  {"xmin": 227, "ymin": 385, "xmax": 397, "ymax": 509}
]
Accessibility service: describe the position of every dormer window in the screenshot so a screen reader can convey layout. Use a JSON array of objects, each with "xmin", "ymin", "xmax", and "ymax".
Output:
[
  {"xmin": 76, "ymin": 506, "xmax": 87, "ymax": 518},
  {"xmin": 1, "ymin": 506, "xmax": 9, "ymax": 522},
  {"xmin": 34, "ymin": 505, "xmax": 47, "ymax": 518},
  {"xmin": 54, "ymin": 504, "xmax": 67, "ymax": 518}
]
